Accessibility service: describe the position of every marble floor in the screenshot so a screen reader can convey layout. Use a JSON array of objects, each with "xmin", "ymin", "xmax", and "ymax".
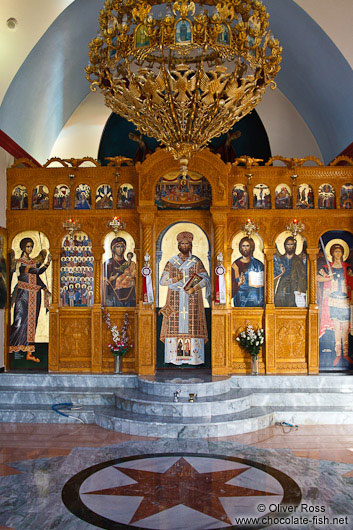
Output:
[{"xmin": 1, "ymin": 424, "xmax": 353, "ymax": 529}]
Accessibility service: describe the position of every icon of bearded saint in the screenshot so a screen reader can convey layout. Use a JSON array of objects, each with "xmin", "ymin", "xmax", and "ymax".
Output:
[
  {"xmin": 232, "ymin": 236, "xmax": 264, "ymax": 307},
  {"xmin": 274, "ymin": 236, "xmax": 307, "ymax": 308},
  {"xmin": 159, "ymin": 231, "xmax": 210, "ymax": 365}
]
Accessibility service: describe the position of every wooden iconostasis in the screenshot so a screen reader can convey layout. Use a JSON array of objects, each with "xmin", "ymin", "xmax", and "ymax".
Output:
[{"xmin": 4, "ymin": 151, "xmax": 353, "ymax": 375}]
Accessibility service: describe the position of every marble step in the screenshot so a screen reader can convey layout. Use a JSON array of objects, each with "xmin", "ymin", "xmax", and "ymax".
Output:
[
  {"xmin": 1, "ymin": 381, "xmax": 352, "ymax": 414},
  {"xmin": 95, "ymin": 405, "xmax": 273, "ymax": 437},
  {"xmin": 2, "ymin": 401, "xmax": 353, "ymax": 436},
  {"xmin": 115, "ymin": 388, "xmax": 252, "ymax": 417},
  {"xmin": 0, "ymin": 403, "xmax": 96, "ymax": 424},
  {"xmin": 2, "ymin": 373, "xmax": 353, "ymax": 392},
  {"xmin": 138, "ymin": 376, "xmax": 232, "ymax": 397},
  {"xmin": 114, "ymin": 387, "xmax": 353, "ymax": 418},
  {"xmin": 0, "ymin": 386, "xmax": 116, "ymax": 405},
  {"xmin": 137, "ymin": 374, "xmax": 353, "ymax": 396},
  {"xmin": 0, "ymin": 373, "xmax": 137, "ymax": 388},
  {"xmin": 231, "ymin": 374, "xmax": 353, "ymax": 390},
  {"xmin": 94, "ymin": 405, "xmax": 353, "ymax": 438}
]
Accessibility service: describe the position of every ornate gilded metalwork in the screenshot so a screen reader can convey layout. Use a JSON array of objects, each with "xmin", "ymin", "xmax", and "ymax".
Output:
[
  {"xmin": 242, "ymin": 218, "xmax": 259, "ymax": 237},
  {"xmin": 105, "ymin": 156, "xmax": 134, "ymax": 167},
  {"xmin": 107, "ymin": 216, "xmax": 127, "ymax": 235},
  {"xmin": 86, "ymin": 0, "xmax": 282, "ymax": 174},
  {"xmin": 43, "ymin": 157, "xmax": 101, "ymax": 168},
  {"xmin": 286, "ymin": 219, "xmax": 305, "ymax": 238},
  {"xmin": 265, "ymin": 156, "xmax": 324, "ymax": 168},
  {"xmin": 233, "ymin": 156, "xmax": 263, "ymax": 168},
  {"xmin": 62, "ymin": 219, "xmax": 81, "ymax": 241},
  {"xmin": 330, "ymin": 156, "xmax": 353, "ymax": 166}
]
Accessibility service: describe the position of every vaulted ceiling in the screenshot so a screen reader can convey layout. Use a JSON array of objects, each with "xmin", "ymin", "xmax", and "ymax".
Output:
[{"xmin": 0, "ymin": 0, "xmax": 352, "ymax": 164}]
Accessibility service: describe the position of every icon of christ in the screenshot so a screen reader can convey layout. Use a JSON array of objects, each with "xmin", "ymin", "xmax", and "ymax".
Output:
[{"xmin": 159, "ymin": 231, "xmax": 210, "ymax": 365}]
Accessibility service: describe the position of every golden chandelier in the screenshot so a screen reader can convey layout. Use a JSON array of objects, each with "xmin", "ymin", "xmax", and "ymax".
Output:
[{"xmin": 86, "ymin": 0, "xmax": 282, "ymax": 174}]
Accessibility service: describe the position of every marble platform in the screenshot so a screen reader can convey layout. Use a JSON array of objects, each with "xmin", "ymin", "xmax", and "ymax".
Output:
[{"xmin": 1, "ymin": 373, "xmax": 353, "ymax": 437}]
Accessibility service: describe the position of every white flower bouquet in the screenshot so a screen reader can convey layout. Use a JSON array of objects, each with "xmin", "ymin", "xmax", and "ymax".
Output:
[{"xmin": 236, "ymin": 323, "xmax": 264, "ymax": 357}]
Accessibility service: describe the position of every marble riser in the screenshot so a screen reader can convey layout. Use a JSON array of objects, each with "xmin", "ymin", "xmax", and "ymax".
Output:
[
  {"xmin": 2, "ymin": 373, "xmax": 353, "ymax": 394},
  {"xmin": 114, "ymin": 390, "xmax": 353, "ymax": 418},
  {"xmin": 259, "ymin": 392, "xmax": 353, "ymax": 407},
  {"xmin": 7, "ymin": 388, "xmax": 350, "ymax": 410},
  {"xmin": 138, "ymin": 378, "xmax": 232, "ymax": 397},
  {"xmin": 0, "ymin": 373, "xmax": 137, "ymax": 388},
  {"xmin": 0, "ymin": 409, "xmax": 95, "ymax": 424},
  {"xmin": 114, "ymin": 393, "xmax": 251, "ymax": 417},
  {"xmin": 132, "ymin": 376, "xmax": 353, "ymax": 397},
  {"xmin": 1, "ymin": 385, "xmax": 353, "ymax": 415},
  {"xmin": 0, "ymin": 390, "xmax": 115, "ymax": 406},
  {"xmin": 231, "ymin": 375, "xmax": 353, "ymax": 390}
]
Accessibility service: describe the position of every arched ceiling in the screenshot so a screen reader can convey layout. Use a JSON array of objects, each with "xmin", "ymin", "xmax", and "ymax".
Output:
[{"xmin": 0, "ymin": 0, "xmax": 352, "ymax": 164}]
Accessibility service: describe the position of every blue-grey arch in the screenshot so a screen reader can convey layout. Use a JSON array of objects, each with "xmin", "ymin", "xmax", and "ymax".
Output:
[
  {"xmin": 1, "ymin": 0, "xmax": 352, "ymax": 164},
  {"xmin": 263, "ymin": 0, "xmax": 353, "ymax": 163}
]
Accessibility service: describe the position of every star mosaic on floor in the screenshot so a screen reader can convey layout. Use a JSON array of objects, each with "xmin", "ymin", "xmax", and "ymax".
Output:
[
  {"xmin": 63, "ymin": 454, "xmax": 300, "ymax": 529},
  {"xmin": 1, "ymin": 439, "xmax": 353, "ymax": 529}
]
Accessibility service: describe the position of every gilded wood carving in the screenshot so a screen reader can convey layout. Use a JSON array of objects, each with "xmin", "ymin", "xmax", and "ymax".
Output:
[{"xmin": 6, "ymin": 152, "xmax": 353, "ymax": 374}]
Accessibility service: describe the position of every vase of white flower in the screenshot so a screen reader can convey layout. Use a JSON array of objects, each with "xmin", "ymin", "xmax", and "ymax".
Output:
[{"xmin": 236, "ymin": 323, "xmax": 264, "ymax": 375}]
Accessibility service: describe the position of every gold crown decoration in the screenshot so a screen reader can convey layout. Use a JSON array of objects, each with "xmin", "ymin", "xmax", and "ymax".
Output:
[{"xmin": 86, "ymin": 0, "xmax": 282, "ymax": 175}]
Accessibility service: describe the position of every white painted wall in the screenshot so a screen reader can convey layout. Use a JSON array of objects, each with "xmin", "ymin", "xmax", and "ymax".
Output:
[
  {"xmin": 0, "ymin": 0, "xmax": 74, "ymax": 104},
  {"xmin": 0, "ymin": 147, "xmax": 13, "ymax": 369},
  {"xmin": 257, "ymin": 88, "xmax": 322, "ymax": 162},
  {"xmin": 49, "ymin": 92, "xmax": 111, "ymax": 162}
]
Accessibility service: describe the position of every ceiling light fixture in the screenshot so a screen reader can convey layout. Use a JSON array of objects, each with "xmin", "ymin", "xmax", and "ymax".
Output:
[
  {"xmin": 86, "ymin": 0, "xmax": 282, "ymax": 175},
  {"xmin": 7, "ymin": 18, "xmax": 18, "ymax": 30}
]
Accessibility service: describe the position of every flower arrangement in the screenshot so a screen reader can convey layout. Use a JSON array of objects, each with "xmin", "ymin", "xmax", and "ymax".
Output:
[
  {"xmin": 236, "ymin": 323, "xmax": 264, "ymax": 357},
  {"xmin": 102, "ymin": 308, "xmax": 133, "ymax": 357}
]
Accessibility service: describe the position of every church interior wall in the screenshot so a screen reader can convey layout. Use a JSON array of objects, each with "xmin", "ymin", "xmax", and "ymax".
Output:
[
  {"xmin": 1, "ymin": 1, "xmax": 352, "ymax": 376},
  {"xmin": 0, "ymin": 147, "xmax": 13, "ymax": 370},
  {"xmin": 1, "ymin": 9, "xmax": 353, "ymax": 525}
]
